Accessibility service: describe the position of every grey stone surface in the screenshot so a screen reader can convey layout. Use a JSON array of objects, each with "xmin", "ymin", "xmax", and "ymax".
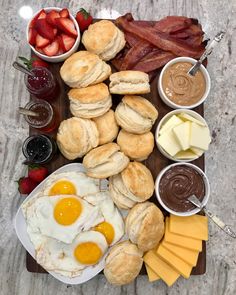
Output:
[{"xmin": 0, "ymin": 0, "xmax": 235, "ymax": 294}]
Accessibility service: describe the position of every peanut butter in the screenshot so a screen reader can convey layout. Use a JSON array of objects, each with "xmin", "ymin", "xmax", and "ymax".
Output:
[{"xmin": 162, "ymin": 62, "xmax": 206, "ymax": 106}]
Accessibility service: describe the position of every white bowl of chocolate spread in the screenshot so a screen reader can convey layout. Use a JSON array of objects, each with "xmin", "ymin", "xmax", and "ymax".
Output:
[
  {"xmin": 155, "ymin": 162, "xmax": 210, "ymax": 216},
  {"xmin": 158, "ymin": 57, "xmax": 211, "ymax": 109}
]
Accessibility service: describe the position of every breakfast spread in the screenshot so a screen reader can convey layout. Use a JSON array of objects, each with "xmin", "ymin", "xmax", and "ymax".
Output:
[
  {"xmin": 14, "ymin": 5, "xmax": 224, "ymax": 286},
  {"xmin": 162, "ymin": 62, "xmax": 206, "ymax": 106},
  {"xmin": 144, "ymin": 215, "xmax": 208, "ymax": 285},
  {"xmin": 159, "ymin": 165, "xmax": 205, "ymax": 212},
  {"xmin": 157, "ymin": 112, "xmax": 211, "ymax": 159},
  {"xmin": 115, "ymin": 95, "xmax": 158, "ymax": 134},
  {"xmin": 109, "ymin": 162, "xmax": 155, "ymax": 209},
  {"xmin": 82, "ymin": 20, "xmax": 126, "ymax": 61}
]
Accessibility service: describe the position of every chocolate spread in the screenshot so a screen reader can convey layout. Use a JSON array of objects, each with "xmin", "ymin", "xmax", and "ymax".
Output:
[{"xmin": 159, "ymin": 165, "xmax": 205, "ymax": 212}]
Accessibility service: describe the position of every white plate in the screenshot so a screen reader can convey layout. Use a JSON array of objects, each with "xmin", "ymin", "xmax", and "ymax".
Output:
[{"xmin": 14, "ymin": 163, "xmax": 109, "ymax": 285}]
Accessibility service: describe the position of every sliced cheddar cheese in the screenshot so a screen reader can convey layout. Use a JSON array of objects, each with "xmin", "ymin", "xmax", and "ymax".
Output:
[
  {"xmin": 157, "ymin": 244, "xmax": 192, "ymax": 278},
  {"xmin": 161, "ymin": 241, "xmax": 199, "ymax": 267},
  {"xmin": 164, "ymin": 217, "xmax": 202, "ymax": 251},
  {"xmin": 144, "ymin": 250, "xmax": 180, "ymax": 286},
  {"xmin": 178, "ymin": 113, "xmax": 205, "ymax": 126},
  {"xmin": 145, "ymin": 264, "xmax": 160, "ymax": 282},
  {"xmin": 169, "ymin": 214, "xmax": 208, "ymax": 241},
  {"xmin": 173, "ymin": 121, "xmax": 191, "ymax": 150},
  {"xmin": 189, "ymin": 122, "xmax": 211, "ymax": 151},
  {"xmin": 159, "ymin": 115, "xmax": 183, "ymax": 135},
  {"xmin": 157, "ymin": 129, "xmax": 182, "ymax": 156}
]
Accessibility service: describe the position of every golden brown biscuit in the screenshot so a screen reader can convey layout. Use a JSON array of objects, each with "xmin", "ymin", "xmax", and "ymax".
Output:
[
  {"xmin": 93, "ymin": 110, "xmax": 119, "ymax": 145},
  {"xmin": 68, "ymin": 83, "xmax": 112, "ymax": 118},
  {"xmin": 109, "ymin": 71, "xmax": 150, "ymax": 94},
  {"xmin": 117, "ymin": 129, "xmax": 154, "ymax": 161},
  {"xmin": 125, "ymin": 202, "xmax": 165, "ymax": 252},
  {"xmin": 115, "ymin": 95, "xmax": 158, "ymax": 134},
  {"xmin": 60, "ymin": 51, "xmax": 111, "ymax": 88},
  {"xmin": 82, "ymin": 20, "xmax": 126, "ymax": 61},
  {"xmin": 57, "ymin": 117, "xmax": 99, "ymax": 160},
  {"xmin": 83, "ymin": 143, "xmax": 129, "ymax": 178},
  {"xmin": 104, "ymin": 241, "xmax": 143, "ymax": 285}
]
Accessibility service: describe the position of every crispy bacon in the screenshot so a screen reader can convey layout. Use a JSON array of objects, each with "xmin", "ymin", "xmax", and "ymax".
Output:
[{"xmin": 116, "ymin": 16, "xmax": 204, "ymax": 58}]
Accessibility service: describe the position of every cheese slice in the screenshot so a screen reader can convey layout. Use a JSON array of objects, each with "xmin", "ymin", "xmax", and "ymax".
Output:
[
  {"xmin": 161, "ymin": 241, "xmax": 199, "ymax": 267},
  {"xmin": 190, "ymin": 122, "xmax": 211, "ymax": 151},
  {"xmin": 159, "ymin": 115, "xmax": 183, "ymax": 135},
  {"xmin": 157, "ymin": 244, "xmax": 192, "ymax": 278},
  {"xmin": 169, "ymin": 214, "xmax": 208, "ymax": 241},
  {"xmin": 157, "ymin": 129, "xmax": 182, "ymax": 156},
  {"xmin": 164, "ymin": 217, "xmax": 202, "ymax": 251},
  {"xmin": 175, "ymin": 149, "xmax": 197, "ymax": 159},
  {"xmin": 144, "ymin": 250, "xmax": 180, "ymax": 286},
  {"xmin": 178, "ymin": 113, "xmax": 206, "ymax": 126},
  {"xmin": 145, "ymin": 264, "xmax": 160, "ymax": 282},
  {"xmin": 190, "ymin": 147, "xmax": 204, "ymax": 156},
  {"xmin": 173, "ymin": 121, "xmax": 191, "ymax": 150}
]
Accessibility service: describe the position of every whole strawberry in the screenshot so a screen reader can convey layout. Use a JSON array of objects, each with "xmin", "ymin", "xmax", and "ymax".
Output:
[
  {"xmin": 18, "ymin": 177, "xmax": 38, "ymax": 194},
  {"xmin": 75, "ymin": 8, "xmax": 93, "ymax": 32},
  {"xmin": 28, "ymin": 165, "xmax": 48, "ymax": 183}
]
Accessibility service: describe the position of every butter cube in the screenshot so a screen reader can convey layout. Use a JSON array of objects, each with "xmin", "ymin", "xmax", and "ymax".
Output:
[
  {"xmin": 178, "ymin": 113, "xmax": 206, "ymax": 126},
  {"xmin": 190, "ymin": 122, "xmax": 211, "ymax": 151},
  {"xmin": 190, "ymin": 147, "xmax": 204, "ymax": 156},
  {"xmin": 175, "ymin": 149, "xmax": 197, "ymax": 159},
  {"xmin": 159, "ymin": 115, "xmax": 183, "ymax": 135},
  {"xmin": 173, "ymin": 121, "xmax": 191, "ymax": 150},
  {"xmin": 158, "ymin": 129, "xmax": 182, "ymax": 156}
]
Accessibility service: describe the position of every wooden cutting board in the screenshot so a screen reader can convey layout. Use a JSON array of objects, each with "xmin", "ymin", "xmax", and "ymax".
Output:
[{"xmin": 26, "ymin": 18, "xmax": 206, "ymax": 276}]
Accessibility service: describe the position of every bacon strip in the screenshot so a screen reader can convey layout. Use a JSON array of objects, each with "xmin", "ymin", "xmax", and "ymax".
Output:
[{"xmin": 116, "ymin": 16, "xmax": 204, "ymax": 58}]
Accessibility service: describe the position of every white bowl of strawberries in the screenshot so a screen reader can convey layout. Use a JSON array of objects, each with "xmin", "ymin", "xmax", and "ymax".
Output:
[{"xmin": 26, "ymin": 7, "xmax": 80, "ymax": 62}]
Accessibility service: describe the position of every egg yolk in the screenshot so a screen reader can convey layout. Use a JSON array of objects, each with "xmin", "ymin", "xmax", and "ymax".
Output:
[
  {"xmin": 94, "ymin": 222, "xmax": 114, "ymax": 245},
  {"xmin": 49, "ymin": 181, "xmax": 76, "ymax": 196},
  {"xmin": 74, "ymin": 242, "xmax": 102, "ymax": 265},
  {"xmin": 54, "ymin": 197, "xmax": 82, "ymax": 225}
]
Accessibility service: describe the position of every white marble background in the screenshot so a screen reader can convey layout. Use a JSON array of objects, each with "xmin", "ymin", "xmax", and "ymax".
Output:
[{"xmin": 0, "ymin": 0, "xmax": 235, "ymax": 294}]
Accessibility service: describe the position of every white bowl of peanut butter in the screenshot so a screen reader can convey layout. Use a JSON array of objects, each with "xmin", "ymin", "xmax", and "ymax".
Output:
[{"xmin": 158, "ymin": 57, "xmax": 211, "ymax": 109}]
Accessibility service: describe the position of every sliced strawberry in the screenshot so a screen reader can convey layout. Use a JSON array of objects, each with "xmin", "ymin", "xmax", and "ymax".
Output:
[
  {"xmin": 35, "ymin": 19, "xmax": 55, "ymax": 41},
  {"xmin": 42, "ymin": 40, "xmax": 59, "ymax": 56},
  {"xmin": 35, "ymin": 46, "xmax": 44, "ymax": 54},
  {"xmin": 61, "ymin": 34, "xmax": 76, "ymax": 51},
  {"xmin": 29, "ymin": 9, "xmax": 46, "ymax": 28},
  {"xmin": 46, "ymin": 10, "xmax": 60, "ymax": 26},
  {"xmin": 55, "ymin": 18, "xmax": 78, "ymax": 37},
  {"xmin": 56, "ymin": 48, "xmax": 64, "ymax": 55},
  {"xmin": 53, "ymin": 28, "xmax": 57, "ymax": 36},
  {"xmin": 60, "ymin": 8, "xmax": 69, "ymax": 18},
  {"xmin": 28, "ymin": 28, "xmax": 37, "ymax": 45},
  {"xmin": 36, "ymin": 34, "xmax": 50, "ymax": 48},
  {"xmin": 56, "ymin": 35, "xmax": 66, "ymax": 52}
]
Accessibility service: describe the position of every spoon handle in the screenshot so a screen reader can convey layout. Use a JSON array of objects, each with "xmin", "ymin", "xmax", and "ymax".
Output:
[
  {"xmin": 18, "ymin": 107, "xmax": 39, "ymax": 117},
  {"xmin": 203, "ymin": 207, "xmax": 236, "ymax": 238},
  {"xmin": 13, "ymin": 61, "xmax": 35, "ymax": 77},
  {"xmin": 188, "ymin": 31, "xmax": 225, "ymax": 76}
]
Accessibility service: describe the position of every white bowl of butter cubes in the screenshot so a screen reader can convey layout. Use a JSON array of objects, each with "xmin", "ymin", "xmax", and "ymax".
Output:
[{"xmin": 155, "ymin": 109, "xmax": 211, "ymax": 162}]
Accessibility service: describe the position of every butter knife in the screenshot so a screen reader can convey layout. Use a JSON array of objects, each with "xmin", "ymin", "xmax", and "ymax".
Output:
[
  {"xmin": 188, "ymin": 31, "xmax": 225, "ymax": 76},
  {"xmin": 188, "ymin": 195, "xmax": 236, "ymax": 238}
]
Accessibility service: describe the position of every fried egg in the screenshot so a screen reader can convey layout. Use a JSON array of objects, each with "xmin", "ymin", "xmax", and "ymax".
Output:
[
  {"xmin": 83, "ymin": 192, "xmax": 124, "ymax": 245},
  {"xmin": 42, "ymin": 171, "xmax": 100, "ymax": 197},
  {"xmin": 22, "ymin": 195, "xmax": 104, "ymax": 244},
  {"xmin": 36, "ymin": 231, "xmax": 108, "ymax": 277}
]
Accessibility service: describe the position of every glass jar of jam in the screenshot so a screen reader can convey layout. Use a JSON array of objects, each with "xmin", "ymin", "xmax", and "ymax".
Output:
[
  {"xmin": 24, "ymin": 100, "xmax": 59, "ymax": 133},
  {"xmin": 24, "ymin": 67, "xmax": 59, "ymax": 101},
  {"xmin": 22, "ymin": 135, "xmax": 57, "ymax": 164}
]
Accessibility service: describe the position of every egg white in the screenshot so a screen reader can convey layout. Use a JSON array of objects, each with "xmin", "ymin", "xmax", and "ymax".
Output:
[
  {"xmin": 36, "ymin": 231, "xmax": 108, "ymax": 277},
  {"xmin": 83, "ymin": 191, "xmax": 125, "ymax": 245},
  {"xmin": 22, "ymin": 194, "xmax": 104, "ymax": 244},
  {"xmin": 42, "ymin": 171, "xmax": 101, "ymax": 197}
]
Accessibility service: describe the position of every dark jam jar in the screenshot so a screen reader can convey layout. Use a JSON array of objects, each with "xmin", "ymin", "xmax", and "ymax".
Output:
[
  {"xmin": 24, "ymin": 67, "xmax": 58, "ymax": 101},
  {"xmin": 24, "ymin": 100, "xmax": 59, "ymax": 133},
  {"xmin": 22, "ymin": 135, "xmax": 57, "ymax": 164}
]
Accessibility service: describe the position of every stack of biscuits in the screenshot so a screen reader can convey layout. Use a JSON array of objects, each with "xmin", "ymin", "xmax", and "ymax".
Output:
[{"xmin": 57, "ymin": 19, "xmax": 165, "ymax": 286}]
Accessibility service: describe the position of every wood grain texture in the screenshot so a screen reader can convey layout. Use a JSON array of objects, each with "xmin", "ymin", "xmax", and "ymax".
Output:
[{"xmin": 0, "ymin": 0, "xmax": 235, "ymax": 294}]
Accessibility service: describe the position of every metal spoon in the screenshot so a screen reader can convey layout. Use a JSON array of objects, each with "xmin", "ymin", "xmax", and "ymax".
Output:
[
  {"xmin": 188, "ymin": 31, "xmax": 225, "ymax": 76},
  {"xmin": 18, "ymin": 107, "xmax": 39, "ymax": 117},
  {"xmin": 12, "ymin": 61, "xmax": 35, "ymax": 77},
  {"xmin": 188, "ymin": 194, "xmax": 236, "ymax": 238}
]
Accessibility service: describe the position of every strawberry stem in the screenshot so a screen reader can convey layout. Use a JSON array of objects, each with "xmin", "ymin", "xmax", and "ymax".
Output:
[{"xmin": 79, "ymin": 8, "xmax": 90, "ymax": 20}]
